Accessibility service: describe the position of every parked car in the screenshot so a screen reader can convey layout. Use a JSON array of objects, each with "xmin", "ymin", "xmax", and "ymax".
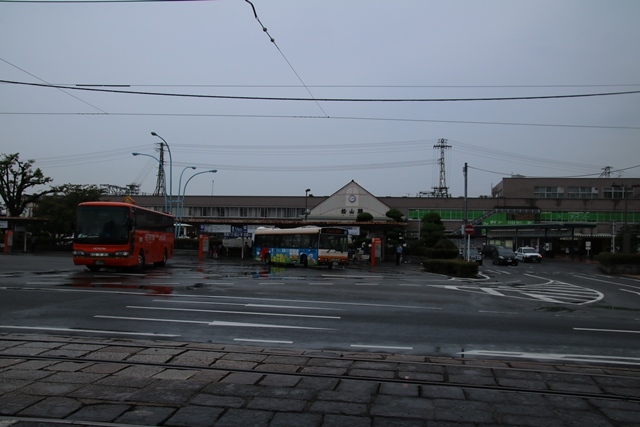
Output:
[
  {"xmin": 515, "ymin": 246, "xmax": 542, "ymax": 263},
  {"xmin": 460, "ymin": 248, "xmax": 483, "ymax": 266},
  {"xmin": 492, "ymin": 246, "xmax": 519, "ymax": 266},
  {"xmin": 481, "ymin": 244, "xmax": 504, "ymax": 258}
]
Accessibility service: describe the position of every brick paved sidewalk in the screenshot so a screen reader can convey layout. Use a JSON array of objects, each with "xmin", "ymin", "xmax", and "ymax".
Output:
[{"xmin": 1, "ymin": 333, "xmax": 639, "ymax": 426}]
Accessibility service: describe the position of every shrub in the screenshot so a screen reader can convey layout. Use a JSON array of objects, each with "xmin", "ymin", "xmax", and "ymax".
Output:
[
  {"xmin": 597, "ymin": 252, "xmax": 640, "ymax": 267},
  {"xmin": 422, "ymin": 259, "xmax": 478, "ymax": 277}
]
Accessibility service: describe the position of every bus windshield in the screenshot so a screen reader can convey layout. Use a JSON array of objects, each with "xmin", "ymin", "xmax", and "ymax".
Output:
[
  {"xmin": 75, "ymin": 205, "xmax": 130, "ymax": 245},
  {"xmin": 319, "ymin": 233, "xmax": 348, "ymax": 253}
]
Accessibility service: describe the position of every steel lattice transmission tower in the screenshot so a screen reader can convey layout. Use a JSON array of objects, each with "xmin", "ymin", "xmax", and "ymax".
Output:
[
  {"xmin": 153, "ymin": 142, "xmax": 167, "ymax": 197},
  {"xmin": 432, "ymin": 138, "xmax": 451, "ymax": 198}
]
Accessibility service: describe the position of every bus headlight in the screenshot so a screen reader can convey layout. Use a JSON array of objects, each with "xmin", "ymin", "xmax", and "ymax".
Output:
[
  {"xmin": 72, "ymin": 250, "xmax": 85, "ymax": 256},
  {"xmin": 114, "ymin": 251, "xmax": 129, "ymax": 257}
]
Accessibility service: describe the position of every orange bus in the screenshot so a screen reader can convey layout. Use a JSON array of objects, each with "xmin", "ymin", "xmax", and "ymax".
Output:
[{"xmin": 72, "ymin": 201, "xmax": 174, "ymax": 271}]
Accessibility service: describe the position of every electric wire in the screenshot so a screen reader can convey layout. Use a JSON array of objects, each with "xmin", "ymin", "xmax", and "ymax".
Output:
[
  {"xmin": 243, "ymin": 0, "xmax": 328, "ymax": 118},
  {"xmin": 0, "ymin": 111, "xmax": 637, "ymax": 130},
  {"xmin": 0, "ymin": 59, "xmax": 108, "ymax": 114},
  {"xmin": 2, "ymin": 79, "xmax": 639, "ymax": 103}
]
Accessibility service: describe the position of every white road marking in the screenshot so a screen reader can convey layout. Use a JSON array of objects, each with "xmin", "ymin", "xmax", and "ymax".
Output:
[
  {"xmin": 0, "ymin": 325, "xmax": 179, "ymax": 337},
  {"xmin": 351, "ymin": 344, "xmax": 414, "ymax": 350},
  {"xmin": 95, "ymin": 315, "xmax": 332, "ymax": 330},
  {"xmin": 126, "ymin": 305, "xmax": 341, "ymax": 319},
  {"xmin": 460, "ymin": 350, "xmax": 640, "ymax": 366},
  {"xmin": 574, "ymin": 327, "xmax": 640, "ymax": 334},
  {"xmin": 211, "ymin": 321, "xmax": 331, "ymax": 330},
  {"xmin": 432, "ymin": 276, "xmax": 604, "ymax": 305},
  {"xmin": 204, "ymin": 282, "xmax": 235, "ymax": 285},
  {"xmin": 323, "ymin": 274, "xmax": 383, "ymax": 279},
  {"xmin": 234, "ymin": 338, "xmax": 293, "ymax": 344},
  {"xmin": 574, "ymin": 275, "xmax": 640, "ymax": 290},
  {"xmin": 166, "ymin": 294, "xmax": 438, "ymax": 310},
  {"xmin": 309, "ymin": 282, "xmax": 333, "ymax": 286},
  {"xmin": 355, "ymin": 283, "xmax": 379, "ymax": 286},
  {"xmin": 152, "ymin": 299, "xmax": 343, "ymax": 311},
  {"xmin": 479, "ymin": 287, "xmax": 505, "ymax": 296},
  {"xmin": 478, "ymin": 310, "xmax": 518, "ymax": 315},
  {"xmin": 621, "ymin": 289, "xmax": 640, "ymax": 296}
]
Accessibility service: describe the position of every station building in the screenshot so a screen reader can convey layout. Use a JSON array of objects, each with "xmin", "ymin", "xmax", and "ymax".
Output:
[{"xmin": 105, "ymin": 177, "xmax": 640, "ymax": 257}]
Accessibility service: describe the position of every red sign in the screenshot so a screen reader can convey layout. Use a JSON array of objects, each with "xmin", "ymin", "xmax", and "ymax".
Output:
[{"xmin": 464, "ymin": 224, "xmax": 474, "ymax": 235}]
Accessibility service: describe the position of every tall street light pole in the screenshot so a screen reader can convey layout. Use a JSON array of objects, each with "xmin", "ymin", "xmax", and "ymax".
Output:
[
  {"xmin": 181, "ymin": 170, "xmax": 217, "ymax": 232},
  {"xmin": 305, "ymin": 188, "xmax": 311, "ymax": 221},
  {"xmin": 176, "ymin": 166, "xmax": 196, "ymax": 237},
  {"xmin": 132, "ymin": 152, "xmax": 167, "ymax": 212},
  {"xmin": 151, "ymin": 132, "xmax": 172, "ymax": 214}
]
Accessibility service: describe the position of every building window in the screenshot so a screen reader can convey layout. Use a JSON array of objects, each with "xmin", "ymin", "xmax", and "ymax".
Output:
[
  {"xmin": 603, "ymin": 186, "xmax": 633, "ymax": 199},
  {"xmin": 533, "ymin": 186, "xmax": 564, "ymax": 198},
  {"xmin": 567, "ymin": 187, "xmax": 598, "ymax": 199}
]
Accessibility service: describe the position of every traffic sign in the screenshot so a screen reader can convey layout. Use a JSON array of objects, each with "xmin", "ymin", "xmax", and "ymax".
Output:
[{"xmin": 464, "ymin": 224, "xmax": 474, "ymax": 235}]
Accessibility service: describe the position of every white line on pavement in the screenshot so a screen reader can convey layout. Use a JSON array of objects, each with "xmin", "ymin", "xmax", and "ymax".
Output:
[
  {"xmin": 126, "ymin": 305, "xmax": 342, "ymax": 319},
  {"xmin": 0, "ymin": 325, "xmax": 180, "ymax": 337},
  {"xmin": 351, "ymin": 344, "xmax": 414, "ymax": 350}
]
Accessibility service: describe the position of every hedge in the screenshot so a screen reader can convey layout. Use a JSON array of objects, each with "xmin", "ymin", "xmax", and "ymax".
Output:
[{"xmin": 422, "ymin": 259, "xmax": 478, "ymax": 277}]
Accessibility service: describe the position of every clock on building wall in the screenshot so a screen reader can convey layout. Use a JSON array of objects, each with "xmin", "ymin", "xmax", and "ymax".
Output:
[{"xmin": 348, "ymin": 195, "xmax": 357, "ymax": 203}]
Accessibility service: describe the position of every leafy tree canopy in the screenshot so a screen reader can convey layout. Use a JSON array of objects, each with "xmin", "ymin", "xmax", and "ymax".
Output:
[
  {"xmin": 34, "ymin": 184, "xmax": 105, "ymax": 237},
  {"xmin": 0, "ymin": 153, "xmax": 54, "ymax": 217},
  {"xmin": 385, "ymin": 208, "xmax": 404, "ymax": 222},
  {"xmin": 356, "ymin": 211, "xmax": 374, "ymax": 221}
]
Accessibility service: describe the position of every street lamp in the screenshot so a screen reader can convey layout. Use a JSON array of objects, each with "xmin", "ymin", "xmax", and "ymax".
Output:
[
  {"xmin": 175, "ymin": 166, "xmax": 197, "ymax": 237},
  {"xmin": 132, "ymin": 152, "xmax": 167, "ymax": 212},
  {"xmin": 151, "ymin": 132, "xmax": 172, "ymax": 213},
  {"xmin": 304, "ymin": 188, "xmax": 311, "ymax": 221},
  {"xmin": 180, "ymin": 169, "xmax": 217, "ymax": 232}
]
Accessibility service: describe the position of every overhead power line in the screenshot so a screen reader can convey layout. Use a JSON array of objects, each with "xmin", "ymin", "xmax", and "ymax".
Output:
[
  {"xmin": 1, "ymin": 111, "xmax": 637, "ymax": 130},
  {"xmin": 2, "ymin": 79, "xmax": 639, "ymax": 103},
  {"xmin": 243, "ymin": 0, "xmax": 328, "ymax": 118}
]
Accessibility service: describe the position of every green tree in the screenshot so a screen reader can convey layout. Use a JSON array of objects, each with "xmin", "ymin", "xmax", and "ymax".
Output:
[
  {"xmin": 34, "ymin": 184, "xmax": 105, "ymax": 237},
  {"xmin": 385, "ymin": 208, "xmax": 404, "ymax": 222},
  {"xmin": 356, "ymin": 211, "xmax": 373, "ymax": 221},
  {"xmin": 420, "ymin": 212, "xmax": 446, "ymax": 248},
  {"xmin": 0, "ymin": 153, "xmax": 54, "ymax": 217}
]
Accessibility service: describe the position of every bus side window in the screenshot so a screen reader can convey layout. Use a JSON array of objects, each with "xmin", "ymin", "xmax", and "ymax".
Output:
[{"xmin": 300, "ymin": 234, "xmax": 312, "ymax": 248}]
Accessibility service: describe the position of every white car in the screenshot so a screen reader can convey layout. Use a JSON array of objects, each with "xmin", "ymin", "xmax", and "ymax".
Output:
[{"xmin": 515, "ymin": 247, "xmax": 542, "ymax": 263}]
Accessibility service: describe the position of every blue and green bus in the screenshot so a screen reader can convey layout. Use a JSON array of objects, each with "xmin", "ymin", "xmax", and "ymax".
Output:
[{"xmin": 254, "ymin": 226, "xmax": 349, "ymax": 268}]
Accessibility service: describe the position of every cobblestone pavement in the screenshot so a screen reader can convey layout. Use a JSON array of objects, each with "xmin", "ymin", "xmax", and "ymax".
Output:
[{"xmin": 0, "ymin": 333, "xmax": 639, "ymax": 426}]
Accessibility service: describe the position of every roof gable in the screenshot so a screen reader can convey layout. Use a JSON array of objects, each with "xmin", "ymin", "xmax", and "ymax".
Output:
[{"xmin": 307, "ymin": 180, "xmax": 392, "ymax": 221}]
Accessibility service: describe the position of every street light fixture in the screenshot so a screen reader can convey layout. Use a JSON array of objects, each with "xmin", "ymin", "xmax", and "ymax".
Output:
[
  {"xmin": 305, "ymin": 188, "xmax": 311, "ymax": 221},
  {"xmin": 151, "ymin": 132, "xmax": 172, "ymax": 214},
  {"xmin": 175, "ymin": 166, "xmax": 197, "ymax": 237},
  {"xmin": 132, "ymin": 152, "xmax": 168, "ymax": 212},
  {"xmin": 179, "ymin": 170, "xmax": 217, "ymax": 233}
]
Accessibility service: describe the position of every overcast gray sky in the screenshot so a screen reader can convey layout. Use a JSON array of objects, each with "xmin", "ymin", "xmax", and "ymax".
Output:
[{"xmin": 1, "ymin": 0, "xmax": 639, "ymax": 199}]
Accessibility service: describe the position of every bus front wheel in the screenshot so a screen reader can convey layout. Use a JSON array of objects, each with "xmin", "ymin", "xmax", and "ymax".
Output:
[
  {"xmin": 136, "ymin": 251, "xmax": 145, "ymax": 272},
  {"xmin": 301, "ymin": 255, "xmax": 308, "ymax": 268}
]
